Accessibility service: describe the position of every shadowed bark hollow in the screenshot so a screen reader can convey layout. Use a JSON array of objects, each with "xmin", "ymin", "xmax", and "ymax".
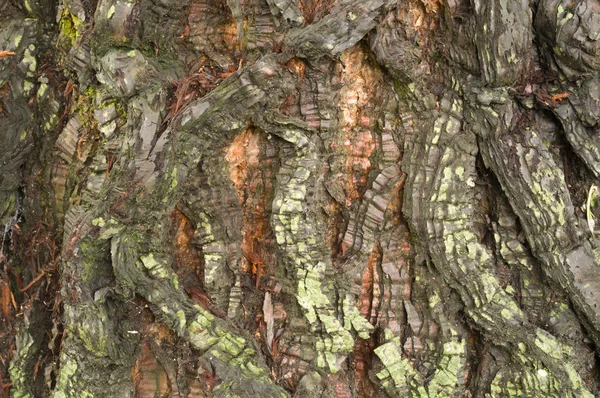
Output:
[{"xmin": 2, "ymin": 0, "xmax": 600, "ymax": 397}]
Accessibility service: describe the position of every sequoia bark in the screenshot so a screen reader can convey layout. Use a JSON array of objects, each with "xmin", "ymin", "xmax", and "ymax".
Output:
[{"xmin": 2, "ymin": 0, "xmax": 600, "ymax": 397}]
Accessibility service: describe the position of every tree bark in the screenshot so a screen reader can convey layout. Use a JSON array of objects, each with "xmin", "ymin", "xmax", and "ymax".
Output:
[{"xmin": 2, "ymin": 0, "xmax": 600, "ymax": 397}]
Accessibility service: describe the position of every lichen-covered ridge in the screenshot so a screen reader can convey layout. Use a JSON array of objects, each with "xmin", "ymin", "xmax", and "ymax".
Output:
[{"xmin": 383, "ymin": 0, "xmax": 600, "ymax": 396}]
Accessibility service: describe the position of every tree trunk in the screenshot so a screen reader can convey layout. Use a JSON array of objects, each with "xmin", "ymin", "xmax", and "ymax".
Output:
[{"xmin": 2, "ymin": 0, "xmax": 600, "ymax": 396}]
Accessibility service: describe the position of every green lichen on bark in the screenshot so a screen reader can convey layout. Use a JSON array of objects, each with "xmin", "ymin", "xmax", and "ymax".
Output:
[
  {"xmin": 466, "ymin": 87, "xmax": 600, "ymax": 348},
  {"xmin": 369, "ymin": 0, "xmax": 600, "ymax": 394},
  {"xmin": 38, "ymin": 2, "xmax": 396, "ymax": 395},
  {"xmin": 284, "ymin": 0, "xmax": 388, "ymax": 59},
  {"xmin": 271, "ymin": 132, "xmax": 358, "ymax": 373},
  {"xmin": 6, "ymin": 0, "xmax": 600, "ymax": 396},
  {"xmin": 0, "ymin": 16, "xmax": 37, "ymax": 227}
]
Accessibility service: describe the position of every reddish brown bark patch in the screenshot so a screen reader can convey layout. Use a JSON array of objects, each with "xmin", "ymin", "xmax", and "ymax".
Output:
[
  {"xmin": 298, "ymin": 0, "xmax": 335, "ymax": 24},
  {"xmin": 133, "ymin": 342, "xmax": 174, "ymax": 398},
  {"xmin": 170, "ymin": 207, "xmax": 204, "ymax": 286},
  {"xmin": 225, "ymin": 127, "xmax": 278, "ymax": 289},
  {"xmin": 169, "ymin": 207, "xmax": 227, "ymax": 317}
]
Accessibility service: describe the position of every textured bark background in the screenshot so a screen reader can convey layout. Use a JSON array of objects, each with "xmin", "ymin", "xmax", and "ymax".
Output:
[{"xmin": 2, "ymin": 0, "xmax": 600, "ymax": 396}]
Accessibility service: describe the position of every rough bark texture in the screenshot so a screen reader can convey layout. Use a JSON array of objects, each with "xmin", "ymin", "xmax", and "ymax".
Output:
[{"xmin": 2, "ymin": 0, "xmax": 600, "ymax": 397}]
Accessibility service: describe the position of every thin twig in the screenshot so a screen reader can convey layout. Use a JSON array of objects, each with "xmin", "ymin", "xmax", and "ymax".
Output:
[{"xmin": 19, "ymin": 271, "xmax": 47, "ymax": 292}]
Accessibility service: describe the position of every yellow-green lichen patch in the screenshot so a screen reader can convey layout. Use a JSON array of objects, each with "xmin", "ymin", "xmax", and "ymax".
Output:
[
  {"xmin": 59, "ymin": 9, "xmax": 83, "ymax": 48},
  {"xmin": 186, "ymin": 321, "xmax": 219, "ymax": 351},
  {"xmin": 489, "ymin": 359, "xmax": 589, "ymax": 398},
  {"xmin": 342, "ymin": 294, "xmax": 374, "ymax": 339},
  {"xmin": 429, "ymin": 293, "xmax": 441, "ymax": 309},
  {"xmin": 565, "ymin": 366, "xmax": 594, "ymax": 397},
  {"xmin": 36, "ymin": 81, "xmax": 48, "ymax": 99},
  {"xmin": 204, "ymin": 253, "xmax": 224, "ymax": 284},
  {"xmin": 217, "ymin": 334, "xmax": 245, "ymax": 358},
  {"xmin": 20, "ymin": 43, "xmax": 36, "ymax": 79},
  {"xmin": 295, "ymin": 262, "xmax": 331, "ymax": 324},
  {"xmin": 167, "ymin": 165, "xmax": 179, "ymax": 191},
  {"xmin": 44, "ymin": 113, "xmax": 59, "ymax": 131},
  {"xmin": 374, "ymin": 340, "xmax": 422, "ymax": 393},
  {"xmin": 427, "ymin": 339, "xmax": 465, "ymax": 395},
  {"xmin": 534, "ymin": 329, "xmax": 568, "ymax": 360},
  {"xmin": 55, "ymin": 351, "xmax": 78, "ymax": 392},
  {"xmin": 139, "ymin": 253, "xmax": 173, "ymax": 284},
  {"xmin": 12, "ymin": 33, "xmax": 23, "ymax": 49},
  {"xmin": 22, "ymin": 79, "xmax": 34, "ymax": 95},
  {"xmin": 92, "ymin": 217, "xmax": 106, "ymax": 227},
  {"xmin": 176, "ymin": 310, "xmax": 186, "ymax": 328},
  {"xmin": 186, "ymin": 313, "xmax": 271, "ymax": 380},
  {"xmin": 8, "ymin": 329, "xmax": 35, "ymax": 397},
  {"xmin": 243, "ymin": 361, "xmax": 264, "ymax": 377}
]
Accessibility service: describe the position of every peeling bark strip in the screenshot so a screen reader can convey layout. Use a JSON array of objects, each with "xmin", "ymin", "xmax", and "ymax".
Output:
[{"xmin": 4, "ymin": 0, "xmax": 600, "ymax": 397}]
